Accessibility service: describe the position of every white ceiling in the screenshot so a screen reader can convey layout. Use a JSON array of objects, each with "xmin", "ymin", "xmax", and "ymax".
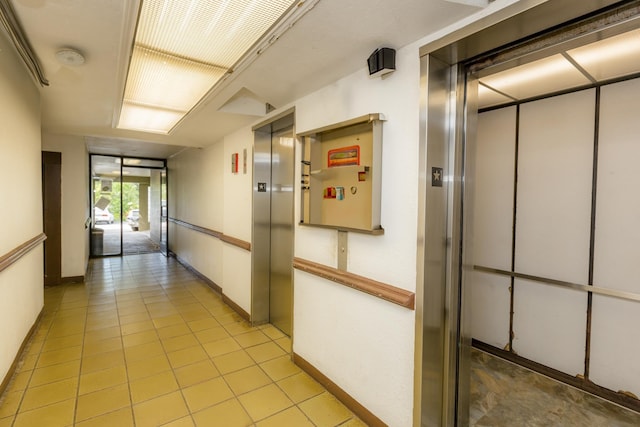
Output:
[{"xmin": 10, "ymin": 0, "xmax": 485, "ymax": 158}]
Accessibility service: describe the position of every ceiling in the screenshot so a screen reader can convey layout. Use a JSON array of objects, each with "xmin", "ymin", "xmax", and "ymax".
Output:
[{"xmin": 9, "ymin": 0, "xmax": 488, "ymax": 158}]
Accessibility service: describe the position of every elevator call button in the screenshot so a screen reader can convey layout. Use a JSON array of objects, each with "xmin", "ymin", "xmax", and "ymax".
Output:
[{"xmin": 258, "ymin": 182, "xmax": 267, "ymax": 192}]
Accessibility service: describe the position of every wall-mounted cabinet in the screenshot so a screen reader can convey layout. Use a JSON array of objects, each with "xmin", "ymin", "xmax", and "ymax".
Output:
[{"xmin": 299, "ymin": 114, "xmax": 384, "ymax": 234}]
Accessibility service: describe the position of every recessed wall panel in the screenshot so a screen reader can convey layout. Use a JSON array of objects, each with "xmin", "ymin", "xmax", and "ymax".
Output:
[
  {"xmin": 593, "ymin": 78, "xmax": 640, "ymax": 293},
  {"xmin": 470, "ymin": 272, "xmax": 510, "ymax": 349},
  {"xmin": 473, "ymin": 106, "xmax": 516, "ymax": 270},
  {"xmin": 515, "ymin": 89, "xmax": 595, "ymax": 283},
  {"xmin": 590, "ymin": 78, "xmax": 640, "ymax": 396},
  {"xmin": 590, "ymin": 296, "xmax": 640, "ymax": 397},
  {"xmin": 513, "ymin": 90, "xmax": 595, "ymax": 373},
  {"xmin": 513, "ymin": 280, "xmax": 586, "ymax": 375}
]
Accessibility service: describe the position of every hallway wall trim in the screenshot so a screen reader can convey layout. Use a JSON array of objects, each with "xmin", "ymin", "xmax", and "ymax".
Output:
[
  {"xmin": 0, "ymin": 233, "xmax": 46, "ymax": 273},
  {"xmin": 169, "ymin": 252, "xmax": 250, "ymax": 322},
  {"xmin": 0, "ymin": 309, "xmax": 43, "ymax": 397},
  {"xmin": 169, "ymin": 217, "xmax": 251, "ymax": 251},
  {"xmin": 292, "ymin": 257, "xmax": 415, "ymax": 309},
  {"xmin": 473, "ymin": 339, "xmax": 640, "ymax": 413},
  {"xmin": 293, "ymin": 352, "xmax": 386, "ymax": 427}
]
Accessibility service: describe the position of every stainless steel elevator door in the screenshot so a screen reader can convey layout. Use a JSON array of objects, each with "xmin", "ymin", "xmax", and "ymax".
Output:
[{"xmin": 269, "ymin": 127, "xmax": 294, "ymax": 335}]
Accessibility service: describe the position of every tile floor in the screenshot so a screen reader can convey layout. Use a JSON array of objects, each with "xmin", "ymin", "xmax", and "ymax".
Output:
[{"xmin": 0, "ymin": 254, "xmax": 365, "ymax": 427}]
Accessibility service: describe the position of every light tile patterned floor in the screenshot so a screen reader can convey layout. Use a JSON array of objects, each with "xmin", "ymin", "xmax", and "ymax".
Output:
[{"xmin": 0, "ymin": 254, "xmax": 366, "ymax": 427}]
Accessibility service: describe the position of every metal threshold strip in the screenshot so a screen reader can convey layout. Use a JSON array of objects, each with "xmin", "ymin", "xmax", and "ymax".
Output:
[{"xmin": 473, "ymin": 265, "xmax": 640, "ymax": 303}]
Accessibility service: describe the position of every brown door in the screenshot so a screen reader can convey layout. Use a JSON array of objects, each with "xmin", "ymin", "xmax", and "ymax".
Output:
[{"xmin": 42, "ymin": 151, "xmax": 62, "ymax": 285}]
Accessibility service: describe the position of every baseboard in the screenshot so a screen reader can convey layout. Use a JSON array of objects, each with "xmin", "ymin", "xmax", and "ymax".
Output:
[
  {"xmin": 169, "ymin": 253, "xmax": 251, "ymax": 322},
  {"xmin": 172, "ymin": 254, "xmax": 222, "ymax": 294},
  {"xmin": 0, "ymin": 309, "xmax": 43, "ymax": 397},
  {"xmin": 292, "ymin": 352, "xmax": 387, "ymax": 427},
  {"xmin": 222, "ymin": 294, "xmax": 250, "ymax": 322}
]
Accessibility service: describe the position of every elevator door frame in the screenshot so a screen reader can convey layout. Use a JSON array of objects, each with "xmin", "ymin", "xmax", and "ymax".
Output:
[{"xmin": 251, "ymin": 109, "xmax": 296, "ymax": 333}]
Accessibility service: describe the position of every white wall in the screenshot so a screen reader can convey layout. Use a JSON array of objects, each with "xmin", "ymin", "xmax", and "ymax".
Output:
[
  {"xmin": 292, "ymin": 39, "xmax": 420, "ymax": 427},
  {"xmin": 41, "ymin": 133, "xmax": 89, "ymax": 278},
  {"xmin": 168, "ymin": 127, "xmax": 253, "ymax": 313},
  {"xmin": 0, "ymin": 29, "xmax": 44, "ymax": 382}
]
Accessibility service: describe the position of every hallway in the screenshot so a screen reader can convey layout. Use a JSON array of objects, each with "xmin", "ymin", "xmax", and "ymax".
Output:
[{"xmin": 0, "ymin": 254, "xmax": 362, "ymax": 427}]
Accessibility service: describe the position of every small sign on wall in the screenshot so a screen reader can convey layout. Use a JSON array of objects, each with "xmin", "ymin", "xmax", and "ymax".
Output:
[{"xmin": 231, "ymin": 152, "xmax": 238, "ymax": 174}]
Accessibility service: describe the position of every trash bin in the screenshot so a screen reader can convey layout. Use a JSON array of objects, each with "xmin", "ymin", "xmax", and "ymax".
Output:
[{"xmin": 91, "ymin": 228, "xmax": 104, "ymax": 255}]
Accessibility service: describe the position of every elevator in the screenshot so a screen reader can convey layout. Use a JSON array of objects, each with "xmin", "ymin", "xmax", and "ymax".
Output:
[
  {"xmin": 417, "ymin": 0, "xmax": 640, "ymax": 425},
  {"xmin": 252, "ymin": 111, "xmax": 295, "ymax": 336}
]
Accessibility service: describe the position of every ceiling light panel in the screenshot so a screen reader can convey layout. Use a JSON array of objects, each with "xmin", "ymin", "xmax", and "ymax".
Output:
[
  {"xmin": 118, "ymin": 0, "xmax": 297, "ymax": 133},
  {"xmin": 480, "ymin": 54, "xmax": 591, "ymax": 101},
  {"xmin": 567, "ymin": 28, "xmax": 640, "ymax": 82},
  {"xmin": 477, "ymin": 84, "xmax": 514, "ymax": 109}
]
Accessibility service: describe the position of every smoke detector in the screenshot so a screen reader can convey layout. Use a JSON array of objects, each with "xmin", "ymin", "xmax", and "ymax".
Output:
[{"xmin": 55, "ymin": 48, "xmax": 85, "ymax": 66}]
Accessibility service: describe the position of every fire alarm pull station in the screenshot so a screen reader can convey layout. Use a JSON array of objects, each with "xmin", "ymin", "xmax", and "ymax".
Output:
[{"xmin": 231, "ymin": 153, "xmax": 238, "ymax": 174}]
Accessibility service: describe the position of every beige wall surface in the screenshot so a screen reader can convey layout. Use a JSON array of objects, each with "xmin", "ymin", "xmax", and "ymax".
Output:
[
  {"xmin": 0, "ymin": 29, "xmax": 44, "ymax": 382},
  {"xmin": 41, "ymin": 133, "xmax": 89, "ymax": 278}
]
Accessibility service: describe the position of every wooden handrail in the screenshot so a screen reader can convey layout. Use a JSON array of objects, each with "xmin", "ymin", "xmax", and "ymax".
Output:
[
  {"xmin": 0, "ymin": 233, "xmax": 47, "ymax": 273},
  {"xmin": 293, "ymin": 257, "xmax": 415, "ymax": 310},
  {"xmin": 169, "ymin": 218, "xmax": 251, "ymax": 252}
]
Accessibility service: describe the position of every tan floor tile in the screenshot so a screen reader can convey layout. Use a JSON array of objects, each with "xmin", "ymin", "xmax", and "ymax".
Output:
[
  {"xmin": 277, "ymin": 372, "xmax": 325, "ymax": 403},
  {"xmin": 86, "ymin": 319, "xmax": 120, "ymax": 332},
  {"xmin": 256, "ymin": 406, "xmax": 314, "ymax": 427},
  {"xmin": 122, "ymin": 329, "xmax": 159, "ymax": 348},
  {"xmin": 13, "ymin": 398, "xmax": 75, "ymax": 427},
  {"xmin": 41, "ymin": 333, "xmax": 83, "ymax": 352},
  {"xmin": 274, "ymin": 337, "xmax": 292, "ymax": 353},
  {"xmin": 124, "ymin": 340, "xmax": 165, "ymax": 363},
  {"xmin": 202, "ymin": 337, "xmax": 241, "ymax": 358},
  {"xmin": 192, "ymin": 398, "xmax": 252, "ymax": 427},
  {"xmin": 121, "ymin": 320, "xmax": 155, "ymax": 335},
  {"xmin": 340, "ymin": 417, "xmax": 368, "ymax": 426},
  {"xmin": 130, "ymin": 370, "xmax": 179, "ymax": 404},
  {"xmin": 30, "ymin": 359, "xmax": 80, "ymax": 387},
  {"xmin": 224, "ymin": 365, "xmax": 272, "ymax": 395},
  {"xmin": 215, "ymin": 312, "xmax": 245, "ymax": 325},
  {"xmin": 182, "ymin": 377, "xmax": 234, "ymax": 412},
  {"xmin": 152, "ymin": 314, "xmax": 184, "ymax": 328},
  {"xmin": 20, "ymin": 377, "xmax": 78, "ymax": 412},
  {"xmin": 179, "ymin": 309, "xmax": 211, "ymax": 322},
  {"xmin": 246, "ymin": 342, "xmax": 287, "ymax": 363},
  {"xmin": 0, "ymin": 417, "xmax": 13, "ymax": 427},
  {"xmin": 167, "ymin": 345, "xmax": 208, "ymax": 368},
  {"xmin": 75, "ymin": 407, "xmax": 134, "ymax": 427},
  {"xmin": 187, "ymin": 318, "xmax": 220, "ymax": 332},
  {"xmin": 212, "ymin": 350, "xmax": 255, "ymax": 375},
  {"xmin": 223, "ymin": 321, "xmax": 254, "ymax": 336},
  {"xmin": 162, "ymin": 333, "xmax": 200, "ymax": 353},
  {"xmin": 75, "ymin": 383, "xmax": 131, "ymax": 422},
  {"xmin": 82, "ymin": 349, "xmax": 125, "ymax": 374},
  {"xmin": 119, "ymin": 311, "xmax": 151, "ymax": 325},
  {"xmin": 0, "ymin": 390, "xmax": 23, "ymax": 418},
  {"xmin": 79, "ymin": 365, "xmax": 127, "ymax": 395},
  {"xmin": 234, "ymin": 330, "xmax": 270, "ymax": 348},
  {"xmin": 259, "ymin": 356, "xmax": 301, "ymax": 381},
  {"xmin": 133, "ymin": 391, "xmax": 189, "ymax": 427},
  {"xmin": 162, "ymin": 415, "xmax": 195, "ymax": 426},
  {"xmin": 83, "ymin": 336, "xmax": 123, "ymax": 356},
  {"xmin": 157, "ymin": 323, "xmax": 192, "ymax": 339},
  {"xmin": 174, "ymin": 360, "xmax": 220, "ymax": 388},
  {"xmin": 117, "ymin": 303, "xmax": 148, "ymax": 315},
  {"xmin": 126, "ymin": 354, "xmax": 171, "ymax": 381},
  {"xmin": 194, "ymin": 326, "xmax": 229, "ymax": 344},
  {"xmin": 48, "ymin": 322, "xmax": 85, "ymax": 338},
  {"xmin": 237, "ymin": 384, "xmax": 293, "ymax": 421},
  {"xmin": 36, "ymin": 346, "xmax": 82, "ymax": 368},
  {"xmin": 7, "ymin": 370, "xmax": 32, "ymax": 391},
  {"xmin": 84, "ymin": 326, "xmax": 121, "ymax": 343},
  {"xmin": 298, "ymin": 392, "xmax": 352, "ymax": 427},
  {"xmin": 259, "ymin": 325, "xmax": 287, "ymax": 340},
  {"xmin": 17, "ymin": 354, "xmax": 38, "ymax": 372}
]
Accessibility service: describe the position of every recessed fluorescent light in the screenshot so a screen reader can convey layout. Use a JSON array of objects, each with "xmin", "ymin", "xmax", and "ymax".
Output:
[{"xmin": 117, "ymin": 0, "xmax": 297, "ymax": 134}]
